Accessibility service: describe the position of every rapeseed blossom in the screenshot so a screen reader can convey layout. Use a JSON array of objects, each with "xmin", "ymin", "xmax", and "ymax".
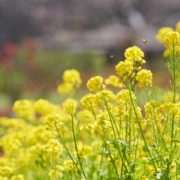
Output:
[
  {"xmin": 57, "ymin": 69, "xmax": 82, "ymax": 94},
  {"xmin": 136, "ymin": 69, "xmax": 152, "ymax": 88},
  {"xmin": 0, "ymin": 22, "xmax": 179, "ymax": 180},
  {"xmin": 87, "ymin": 76, "xmax": 103, "ymax": 92},
  {"xmin": 124, "ymin": 46, "xmax": 145, "ymax": 64}
]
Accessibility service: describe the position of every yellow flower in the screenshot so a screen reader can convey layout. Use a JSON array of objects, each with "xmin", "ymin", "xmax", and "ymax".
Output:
[
  {"xmin": 43, "ymin": 113, "xmax": 62, "ymax": 129},
  {"xmin": 57, "ymin": 69, "xmax": 82, "ymax": 94},
  {"xmin": 75, "ymin": 141, "xmax": 93, "ymax": 159},
  {"xmin": 136, "ymin": 69, "xmax": 152, "ymax": 88},
  {"xmin": 96, "ymin": 89, "xmax": 115, "ymax": 105},
  {"xmin": 35, "ymin": 99, "xmax": 59, "ymax": 115},
  {"xmin": 0, "ymin": 166, "xmax": 14, "ymax": 177},
  {"xmin": 87, "ymin": 76, "xmax": 103, "ymax": 91},
  {"xmin": 77, "ymin": 110, "xmax": 94, "ymax": 124},
  {"xmin": 63, "ymin": 160, "xmax": 76, "ymax": 172},
  {"xmin": 11, "ymin": 175, "xmax": 24, "ymax": 180},
  {"xmin": 45, "ymin": 139, "xmax": 63, "ymax": 158},
  {"xmin": 57, "ymin": 82, "xmax": 73, "ymax": 94},
  {"xmin": 105, "ymin": 75, "xmax": 123, "ymax": 88},
  {"xmin": 63, "ymin": 69, "xmax": 82, "ymax": 85},
  {"xmin": 156, "ymin": 27, "xmax": 173, "ymax": 43},
  {"xmin": 62, "ymin": 98, "xmax": 78, "ymax": 114},
  {"xmin": 140, "ymin": 176, "xmax": 148, "ymax": 180},
  {"xmin": 176, "ymin": 21, "xmax": 180, "ymax": 32},
  {"xmin": 124, "ymin": 46, "xmax": 144, "ymax": 63},
  {"xmin": 13, "ymin": 100, "xmax": 35, "ymax": 120},
  {"xmin": 48, "ymin": 165, "xmax": 63, "ymax": 180},
  {"xmin": 116, "ymin": 89, "xmax": 136, "ymax": 104},
  {"xmin": 164, "ymin": 31, "xmax": 180, "ymax": 46},
  {"xmin": 115, "ymin": 60, "xmax": 133, "ymax": 78},
  {"xmin": 163, "ymin": 91, "xmax": 180, "ymax": 102},
  {"xmin": 80, "ymin": 94, "xmax": 96, "ymax": 110}
]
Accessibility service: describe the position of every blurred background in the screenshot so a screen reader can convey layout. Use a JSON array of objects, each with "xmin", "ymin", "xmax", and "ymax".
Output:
[{"xmin": 0, "ymin": 0, "xmax": 180, "ymax": 115}]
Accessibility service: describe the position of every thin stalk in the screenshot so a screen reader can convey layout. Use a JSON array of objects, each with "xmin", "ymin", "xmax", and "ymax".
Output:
[
  {"xmin": 90, "ymin": 102, "xmax": 97, "ymax": 120},
  {"xmin": 103, "ymin": 96, "xmax": 129, "ymax": 173},
  {"xmin": 71, "ymin": 114, "xmax": 87, "ymax": 179},
  {"xmin": 54, "ymin": 124, "xmax": 81, "ymax": 175},
  {"xmin": 145, "ymin": 89, "xmax": 168, "ymax": 151},
  {"xmin": 128, "ymin": 84, "xmax": 157, "ymax": 173},
  {"xmin": 170, "ymin": 41, "xmax": 176, "ymax": 148},
  {"xmin": 101, "ymin": 132, "xmax": 120, "ymax": 179},
  {"xmin": 108, "ymin": 149, "xmax": 120, "ymax": 179},
  {"xmin": 172, "ymin": 42, "xmax": 176, "ymax": 103},
  {"xmin": 97, "ymin": 151, "xmax": 104, "ymax": 180}
]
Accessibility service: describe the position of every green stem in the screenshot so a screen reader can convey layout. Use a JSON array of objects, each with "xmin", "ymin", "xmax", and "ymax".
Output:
[
  {"xmin": 97, "ymin": 151, "xmax": 104, "ymax": 180},
  {"xmin": 170, "ymin": 41, "xmax": 176, "ymax": 148},
  {"xmin": 128, "ymin": 84, "xmax": 157, "ymax": 173},
  {"xmin": 71, "ymin": 114, "xmax": 87, "ymax": 180},
  {"xmin": 103, "ymin": 95, "xmax": 129, "ymax": 173},
  {"xmin": 54, "ymin": 124, "xmax": 81, "ymax": 176},
  {"xmin": 101, "ymin": 132, "xmax": 120, "ymax": 179},
  {"xmin": 145, "ymin": 89, "xmax": 168, "ymax": 152}
]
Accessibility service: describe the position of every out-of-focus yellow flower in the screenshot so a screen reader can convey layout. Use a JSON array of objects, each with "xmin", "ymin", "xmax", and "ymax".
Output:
[
  {"xmin": 87, "ymin": 76, "xmax": 103, "ymax": 91},
  {"xmin": 105, "ymin": 75, "xmax": 123, "ymax": 88},
  {"xmin": 35, "ymin": 99, "xmax": 59, "ymax": 115},
  {"xmin": 0, "ymin": 166, "xmax": 14, "ymax": 177},
  {"xmin": 176, "ymin": 21, "xmax": 180, "ymax": 32},
  {"xmin": 96, "ymin": 89, "xmax": 115, "ymax": 105},
  {"xmin": 116, "ymin": 89, "xmax": 136, "ymax": 104},
  {"xmin": 62, "ymin": 98, "xmax": 78, "ymax": 114},
  {"xmin": 80, "ymin": 94, "xmax": 97, "ymax": 111},
  {"xmin": 43, "ymin": 113, "xmax": 61, "ymax": 129},
  {"xmin": 156, "ymin": 27, "xmax": 173, "ymax": 43},
  {"xmin": 140, "ymin": 176, "xmax": 148, "ymax": 180},
  {"xmin": 57, "ymin": 82, "xmax": 74, "ymax": 94},
  {"xmin": 77, "ymin": 141, "xmax": 93, "ymax": 159},
  {"xmin": 48, "ymin": 165, "xmax": 63, "ymax": 180},
  {"xmin": 164, "ymin": 31, "xmax": 180, "ymax": 46},
  {"xmin": 157, "ymin": 102, "xmax": 176, "ymax": 116},
  {"xmin": 156, "ymin": 25, "xmax": 180, "ymax": 57},
  {"xmin": 77, "ymin": 110, "xmax": 94, "ymax": 124},
  {"xmin": 163, "ymin": 91, "xmax": 180, "ymax": 102},
  {"xmin": 13, "ymin": 100, "xmax": 35, "ymax": 120},
  {"xmin": 1, "ymin": 135, "xmax": 21, "ymax": 155},
  {"xmin": 57, "ymin": 69, "xmax": 82, "ymax": 95},
  {"xmin": 63, "ymin": 69, "xmax": 82, "ymax": 85},
  {"xmin": 44, "ymin": 139, "xmax": 63, "ymax": 158},
  {"xmin": 136, "ymin": 69, "xmax": 153, "ymax": 88},
  {"xmin": 63, "ymin": 160, "xmax": 76, "ymax": 172},
  {"xmin": 11, "ymin": 175, "xmax": 24, "ymax": 180}
]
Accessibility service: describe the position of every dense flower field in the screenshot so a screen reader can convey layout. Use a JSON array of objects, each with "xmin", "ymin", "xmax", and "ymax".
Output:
[{"xmin": 0, "ymin": 23, "xmax": 180, "ymax": 180}]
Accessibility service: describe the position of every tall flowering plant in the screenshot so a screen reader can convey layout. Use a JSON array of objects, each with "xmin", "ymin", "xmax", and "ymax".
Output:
[{"xmin": 0, "ymin": 23, "xmax": 179, "ymax": 180}]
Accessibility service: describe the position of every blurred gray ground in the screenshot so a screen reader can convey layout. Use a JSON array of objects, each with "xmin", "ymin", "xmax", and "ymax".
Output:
[{"xmin": 0, "ymin": 0, "xmax": 180, "ymax": 53}]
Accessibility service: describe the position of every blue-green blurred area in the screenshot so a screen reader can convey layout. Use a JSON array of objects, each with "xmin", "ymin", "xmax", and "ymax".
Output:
[{"xmin": 0, "ymin": 0, "xmax": 180, "ymax": 115}]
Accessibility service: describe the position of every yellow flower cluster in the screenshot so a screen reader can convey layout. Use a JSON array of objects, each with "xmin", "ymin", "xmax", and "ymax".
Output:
[
  {"xmin": 136, "ymin": 69, "xmax": 152, "ymax": 88},
  {"xmin": 62, "ymin": 98, "xmax": 78, "ymax": 114},
  {"xmin": 105, "ymin": 75, "xmax": 124, "ymax": 88},
  {"xmin": 48, "ymin": 165, "xmax": 63, "ymax": 180},
  {"xmin": 156, "ymin": 21, "xmax": 180, "ymax": 56},
  {"xmin": 87, "ymin": 76, "xmax": 103, "ymax": 91},
  {"xmin": 13, "ymin": 100, "xmax": 35, "ymax": 120},
  {"xmin": 45, "ymin": 139, "xmax": 63, "ymax": 158},
  {"xmin": 124, "ymin": 46, "xmax": 145, "ymax": 63},
  {"xmin": 57, "ymin": 69, "xmax": 82, "ymax": 94},
  {"xmin": 115, "ymin": 46, "xmax": 152, "ymax": 88},
  {"xmin": 115, "ymin": 60, "xmax": 134, "ymax": 78},
  {"xmin": 0, "ymin": 22, "xmax": 179, "ymax": 180}
]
